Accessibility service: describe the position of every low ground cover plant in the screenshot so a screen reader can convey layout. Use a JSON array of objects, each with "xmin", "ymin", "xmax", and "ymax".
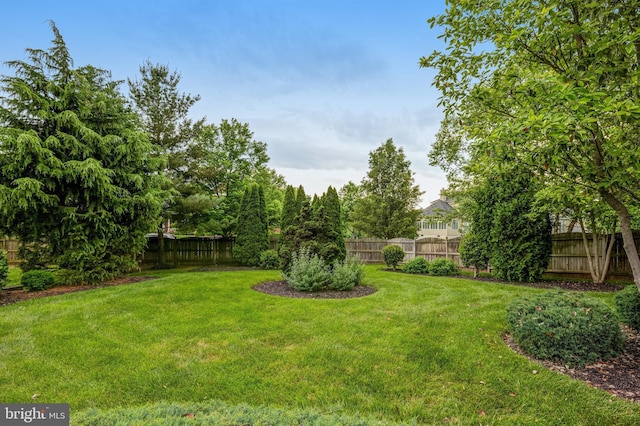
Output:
[
  {"xmin": 615, "ymin": 285, "xmax": 640, "ymax": 330},
  {"xmin": 507, "ymin": 291, "xmax": 625, "ymax": 366},
  {"xmin": 381, "ymin": 245, "xmax": 405, "ymax": 270}
]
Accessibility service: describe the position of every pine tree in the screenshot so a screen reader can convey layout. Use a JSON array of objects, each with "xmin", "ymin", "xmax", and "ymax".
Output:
[
  {"xmin": 0, "ymin": 22, "xmax": 164, "ymax": 282},
  {"xmin": 128, "ymin": 60, "xmax": 204, "ymax": 266}
]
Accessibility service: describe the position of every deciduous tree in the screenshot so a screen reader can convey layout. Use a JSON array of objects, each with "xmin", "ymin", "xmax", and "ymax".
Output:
[
  {"xmin": 422, "ymin": 1, "xmax": 640, "ymax": 291},
  {"xmin": 352, "ymin": 139, "xmax": 423, "ymax": 239}
]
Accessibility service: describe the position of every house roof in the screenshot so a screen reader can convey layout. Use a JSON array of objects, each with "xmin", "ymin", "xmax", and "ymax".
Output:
[{"xmin": 422, "ymin": 198, "xmax": 454, "ymax": 217}]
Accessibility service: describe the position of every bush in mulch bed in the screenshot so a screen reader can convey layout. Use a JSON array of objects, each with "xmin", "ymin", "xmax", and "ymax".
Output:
[{"xmin": 507, "ymin": 290, "xmax": 626, "ymax": 366}]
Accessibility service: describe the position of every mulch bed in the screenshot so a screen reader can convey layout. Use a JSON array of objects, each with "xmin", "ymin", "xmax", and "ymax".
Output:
[
  {"xmin": 253, "ymin": 280, "xmax": 377, "ymax": 299},
  {"xmin": 1, "ymin": 271, "xmax": 638, "ymax": 404}
]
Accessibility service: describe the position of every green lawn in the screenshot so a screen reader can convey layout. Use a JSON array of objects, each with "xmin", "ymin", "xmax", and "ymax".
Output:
[{"xmin": 0, "ymin": 266, "xmax": 638, "ymax": 425}]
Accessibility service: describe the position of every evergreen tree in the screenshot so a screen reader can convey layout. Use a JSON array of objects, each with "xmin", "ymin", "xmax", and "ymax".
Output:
[
  {"xmin": 464, "ymin": 171, "xmax": 552, "ymax": 282},
  {"xmin": 128, "ymin": 60, "xmax": 204, "ymax": 266},
  {"xmin": 277, "ymin": 185, "xmax": 299, "ymax": 270},
  {"xmin": 319, "ymin": 186, "xmax": 346, "ymax": 264},
  {"xmin": 0, "ymin": 22, "xmax": 164, "ymax": 282},
  {"xmin": 233, "ymin": 185, "xmax": 268, "ymax": 266}
]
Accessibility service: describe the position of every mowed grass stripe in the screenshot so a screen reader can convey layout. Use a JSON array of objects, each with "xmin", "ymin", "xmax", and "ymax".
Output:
[{"xmin": 0, "ymin": 267, "xmax": 638, "ymax": 425}]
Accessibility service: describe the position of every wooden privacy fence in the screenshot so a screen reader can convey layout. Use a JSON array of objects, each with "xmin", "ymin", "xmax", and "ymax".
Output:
[
  {"xmin": 347, "ymin": 233, "xmax": 638, "ymax": 278},
  {"xmin": 549, "ymin": 232, "xmax": 640, "ymax": 277},
  {"xmin": 345, "ymin": 237, "xmax": 461, "ymax": 265},
  {"xmin": 0, "ymin": 236, "xmax": 19, "ymax": 264},
  {"xmin": 140, "ymin": 236, "xmax": 235, "ymax": 267},
  {"xmin": 2, "ymin": 232, "xmax": 639, "ymax": 277}
]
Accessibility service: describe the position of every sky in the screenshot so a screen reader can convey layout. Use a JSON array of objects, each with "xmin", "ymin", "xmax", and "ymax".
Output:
[{"xmin": 0, "ymin": 0, "xmax": 448, "ymax": 205}]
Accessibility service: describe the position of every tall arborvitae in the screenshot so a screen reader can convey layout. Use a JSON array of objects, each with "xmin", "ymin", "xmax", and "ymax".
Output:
[
  {"xmin": 278, "ymin": 185, "xmax": 299, "ymax": 269},
  {"xmin": 322, "ymin": 186, "xmax": 346, "ymax": 263},
  {"xmin": 233, "ymin": 185, "xmax": 268, "ymax": 266}
]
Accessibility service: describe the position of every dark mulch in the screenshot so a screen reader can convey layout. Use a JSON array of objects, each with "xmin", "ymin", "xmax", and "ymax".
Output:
[
  {"xmin": 0, "ymin": 276, "xmax": 157, "ymax": 306},
  {"xmin": 253, "ymin": 280, "xmax": 377, "ymax": 299},
  {"xmin": 465, "ymin": 274, "xmax": 638, "ymax": 404},
  {"xmin": 504, "ymin": 328, "xmax": 640, "ymax": 403}
]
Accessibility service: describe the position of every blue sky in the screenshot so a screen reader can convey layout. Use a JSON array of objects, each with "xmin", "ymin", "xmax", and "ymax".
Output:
[{"xmin": 1, "ymin": 0, "xmax": 448, "ymax": 204}]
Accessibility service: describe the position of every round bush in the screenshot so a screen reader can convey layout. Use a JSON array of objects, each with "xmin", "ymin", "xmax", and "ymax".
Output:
[
  {"xmin": 382, "ymin": 245, "xmax": 405, "ymax": 270},
  {"xmin": 259, "ymin": 250, "xmax": 280, "ymax": 270},
  {"xmin": 402, "ymin": 257, "xmax": 430, "ymax": 274},
  {"xmin": 428, "ymin": 258, "xmax": 459, "ymax": 276},
  {"xmin": 330, "ymin": 256, "xmax": 365, "ymax": 291},
  {"xmin": 21, "ymin": 269, "xmax": 55, "ymax": 292},
  {"xmin": 615, "ymin": 285, "xmax": 640, "ymax": 331},
  {"xmin": 283, "ymin": 248, "xmax": 331, "ymax": 292},
  {"xmin": 507, "ymin": 291, "xmax": 625, "ymax": 366}
]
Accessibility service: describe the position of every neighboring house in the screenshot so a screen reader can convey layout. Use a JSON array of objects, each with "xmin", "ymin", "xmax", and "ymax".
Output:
[{"xmin": 417, "ymin": 195, "xmax": 462, "ymax": 239}]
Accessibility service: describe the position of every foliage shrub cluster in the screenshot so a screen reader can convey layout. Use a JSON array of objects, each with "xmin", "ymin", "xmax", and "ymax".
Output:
[
  {"xmin": 259, "ymin": 250, "xmax": 280, "ymax": 270},
  {"xmin": 507, "ymin": 291, "xmax": 625, "ymax": 366},
  {"xmin": 0, "ymin": 251, "xmax": 8, "ymax": 290},
  {"xmin": 427, "ymin": 258, "xmax": 460, "ymax": 276},
  {"xmin": 615, "ymin": 285, "xmax": 640, "ymax": 330},
  {"xmin": 382, "ymin": 245, "xmax": 405, "ymax": 270},
  {"xmin": 21, "ymin": 270, "xmax": 55, "ymax": 292},
  {"xmin": 402, "ymin": 257, "xmax": 430, "ymax": 274},
  {"xmin": 330, "ymin": 256, "xmax": 365, "ymax": 291},
  {"xmin": 283, "ymin": 248, "xmax": 364, "ymax": 292}
]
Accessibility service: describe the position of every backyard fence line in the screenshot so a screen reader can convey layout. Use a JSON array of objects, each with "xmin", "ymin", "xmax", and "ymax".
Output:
[
  {"xmin": 0, "ymin": 237, "xmax": 19, "ymax": 265},
  {"xmin": 2, "ymin": 232, "xmax": 639, "ymax": 277}
]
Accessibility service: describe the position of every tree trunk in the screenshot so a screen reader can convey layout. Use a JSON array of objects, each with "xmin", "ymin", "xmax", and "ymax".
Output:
[{"xmin": 601, "ymin": 192, "xmax": 640, "ymax": 292}]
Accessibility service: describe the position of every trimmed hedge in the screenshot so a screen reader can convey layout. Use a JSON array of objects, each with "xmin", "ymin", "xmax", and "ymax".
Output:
[
  {"xmin": 507, "ymin": 291, "xmax": 625, "ymax": 366},
  {"xmin": 428, "ymin": 258, "xmax": 459, "ymax": 276},
  {"xmin": 402, "ymin": 257, "xmax": 430, "ymax": 274},
  {"xmin": 382, "ymin": 245, "xmax": 405, "ymax": 270},
  {"xmin": 21, "ymin": 269, "xmax": 55, "ymax": 292},
  {"xmin": 0, "ymin": 251, "xmax": 8, "ymax": 290},
  {"xmin": 615, "ymin": 285, "xmax": 640, "ymax": 330}
]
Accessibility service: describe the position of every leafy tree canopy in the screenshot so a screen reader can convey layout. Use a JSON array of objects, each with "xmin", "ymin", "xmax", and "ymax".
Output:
[
  {"xmin": 352, "ymin": 139, "xmax": 423, "ymax": 239},
  {"xmin": 422, "ymin": 1, "xmax": 640, "ymax": 290}
]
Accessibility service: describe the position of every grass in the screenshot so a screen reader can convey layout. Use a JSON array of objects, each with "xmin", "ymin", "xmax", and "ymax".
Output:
[{"xmin": 0, "ymin": 266, "xmax": 638, "ymax": 425}]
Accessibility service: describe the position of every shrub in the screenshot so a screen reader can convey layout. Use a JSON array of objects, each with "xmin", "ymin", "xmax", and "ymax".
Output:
[
  {"xmin": 283, "ymin": 247, "xmax": 331, "ymax": 292},
  {"xmin": 259, "ymin": 250, "xmax": 280, "ymax": 270},
  {"xmin": 428, "ymin": 258, "xmax": 460, "ymax": 276},
  {"xmin": 382, "ymin": 245, "xmax": 405, "ymax": 270},
  {"xmin": 21, "ymin": 269, "xmax": 55, "ymax": 292},
  {"xmin": 402, "ymin": 257, "xmax": 430, "ymax": 274},
  {"xmin": 0, "ymin": 251, "xmax": 8, "ymax": 290},
  {"xmin": 615, "ymin": 285, "xmax": 640, "ymax": 330},
  {"xmin": 330, "ymin": 256, "xmax": 365, "ymax": 291},
  {"xmin": 507, "ymin": 291, "xmax": 625, "ymax": 366}
]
